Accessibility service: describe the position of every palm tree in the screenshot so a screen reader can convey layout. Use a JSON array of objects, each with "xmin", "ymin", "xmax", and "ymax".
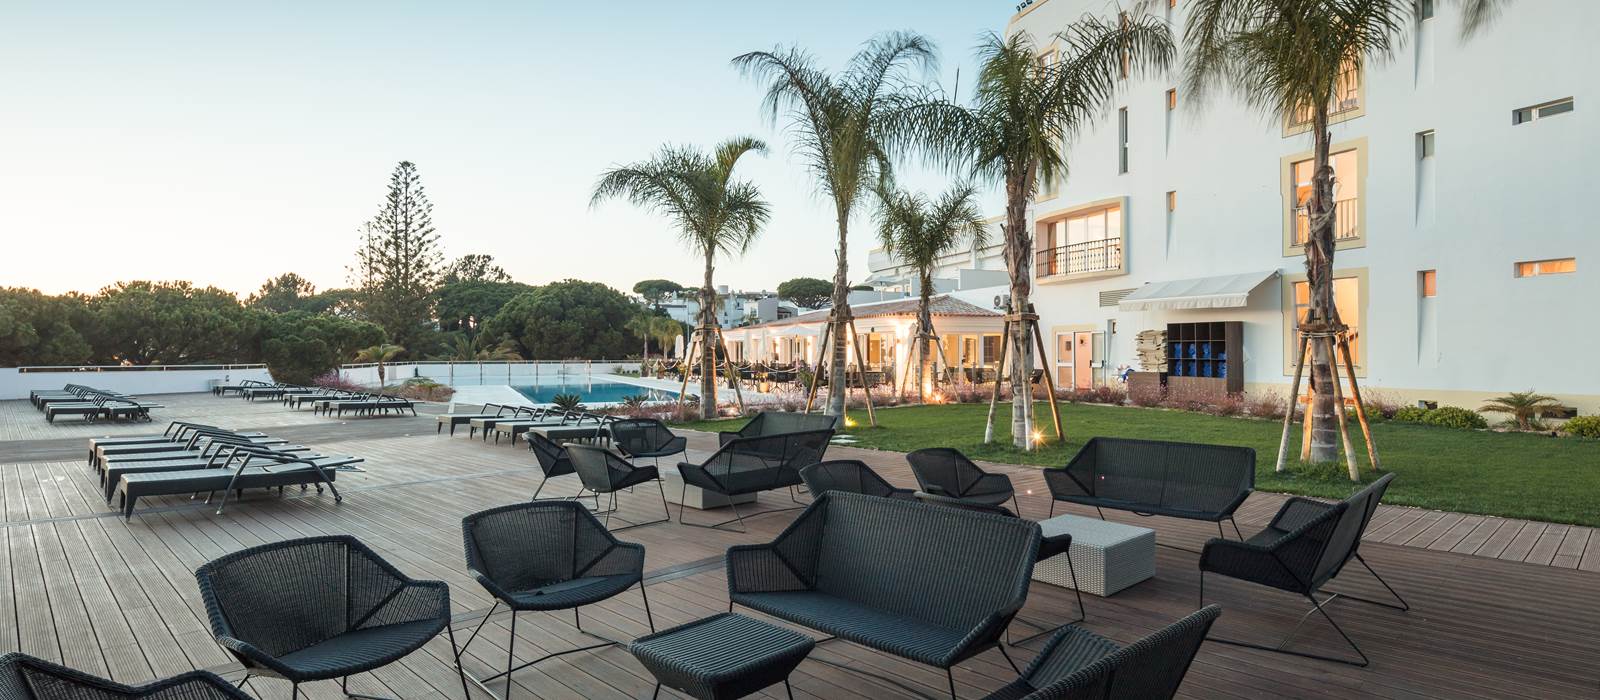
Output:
[
  {"xmin": 1184, "ymin": 0, "xmax": 1501, "ymax": 469},
  {"xmin": 892, "ymin": 20, "xmax": 1173, "ymax": 448},
  {"xmin": 734, "ymin": 32, "xmax": 935, "ymax": 422},
  {"xmin": 650, "ymin": 316, "xmax": 684, "ymax": 359},
  {"xmin": 1482, "ymin": 390, "xmax": 1567, "ymax": 431},
  {"xmin": 353, "ymin": 343, "xmax": 405, "ymax": 387},
  {"xmin": 625, "ymin": 315, "xmax": 654, "ymax": 359},
  {"xmin": 592, "ymin": 138, "xmax": 771, "ymax": 417},
  {"xmin": 874, "ymin": 183, "xmax": 988, "ymax": 402},
  {"xmin": 444, "ymin": 335, "xmax": 522, "ymax": 362}
]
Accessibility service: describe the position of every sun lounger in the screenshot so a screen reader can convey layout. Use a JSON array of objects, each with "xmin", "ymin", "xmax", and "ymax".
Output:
[
  {"xmin": 115, "ymin": 455, "xmax": 352, "ymax": 519},
  {"xmin": 526, "ymin": 415, "xmax": 616, "ymax": 445},
  {"xmin": 486, "ymin": 410, "xmax": 588, "ymax": 444},
  {"xmin": 45, "ymin": 396, "xmax": 160, "ymax": 423},
  {"xmin": 101, "ymin": 446, "xmax": 347, "ymax": 502},
  {"xmin": 466, "ymin": 407, "xmax": 557, "ymax": 439},
  {"xmin": 98, "ymin": 444, "xmax": 309, "ymax": 478},
  {"xmin": 93, "ymin": 431, "xmax": 288, "ymax": 464},
  {"xmin": 435, "ymin": 403, "xmax": 513, "ymax": 435}
]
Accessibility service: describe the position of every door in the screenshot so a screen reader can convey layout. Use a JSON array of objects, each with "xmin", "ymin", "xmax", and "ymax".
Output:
[
  {"xmin": 1055, "ymin": 333, "xmax": 1073, "ymax": 387},
  {"xmin": 1073, "ymin": 331, "xmax": 1094, "ymax": 390}
]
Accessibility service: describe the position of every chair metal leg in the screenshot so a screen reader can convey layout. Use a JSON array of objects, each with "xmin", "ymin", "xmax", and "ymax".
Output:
[
  {"xmin": 1009, "ymin": 550, "xmax": 1086, "ymax": 646},
  {"xmin": 1203, "ymin": 582, "xmax": 1373, "ymax": 667},
  {"xmin": 785, "ymin": 678, "xmax": 794, "ymax": 700},
  {"xmin": 641, "ymin": 580, "xmax": 656, "ymax": 633},
  {"xmin": 505, "ymin": 611, "xmax": 516, "ymax": 699},
  {"xmin": 604, "ymin": 479, "xmax": 671, "ymax": 532},
  {"xmin": 1229, "ymin": 517, "xmax": 1245, "ymax": 541},
  {"xmin": 997, "ymin": 644, "xmax": 1021, "ymax": 674},
  {"xmin": 1343, "ymin": 552, "xmax": 1410, "ymax": 611},
  {"xmin": 447, "ymin": 619, "xmax": 470, "ymax": 700}
]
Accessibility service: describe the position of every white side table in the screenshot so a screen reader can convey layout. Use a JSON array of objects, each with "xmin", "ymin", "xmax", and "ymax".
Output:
[{"xmin": 1035, "ymin": 513, "xmax": 1156, "ymax": 596}]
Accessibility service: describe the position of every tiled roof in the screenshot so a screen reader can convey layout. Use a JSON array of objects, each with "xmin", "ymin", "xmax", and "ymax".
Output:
[{"xmin": 748, "ymin": 294, "xmax": 999, "ymax": 329}]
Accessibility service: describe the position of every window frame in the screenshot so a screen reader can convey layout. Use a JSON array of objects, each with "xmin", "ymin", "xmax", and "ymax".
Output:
[
  {"xmin": 1117, "ymin": 106, "xmax": 1130, "ymax": 175},
  {"xmin": 1282, "ymin": 268, "xmax": 1368, "ymax": 376},
  {"xmin": 1035, "ymin": 196, "xmax": 1131, "ymax": 283},
  {"xmin": 1514, "ymin": 258, "xmax": 1576, "ymax": 277},
  {"xmin": 1283, "ymin": 59, "xmax": 1366, "ymax": 136},
  {"xmin": 1280, "ymin": 137, "xmax": 1368, "ymax": 256},
  {"xmin": 1513, "ymin": 97, "xmax": 1574, "ymax": 125}
]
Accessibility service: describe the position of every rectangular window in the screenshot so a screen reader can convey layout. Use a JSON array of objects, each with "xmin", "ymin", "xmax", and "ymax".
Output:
[
  {"xmin": 1418, "ymin": 0, "xmax": 1434, "ymax": 19},
  {"xmin": 981, "ymin": 334, "xmax": 1003, "ymax": 366},
  {"xmin": 1037, "ymin": 202, "xmax": 1125, "ymax": 277},
  {"xmin": 1117, "ymin": 107, "xmax": 1130, "ymax": 174},
  {"xmin": 1290, "ymin": 148, "xmax": 1361, "ymax": 245},
  {"xmin": 1288, "ymin": 60, "xmax": 1362, "ymax": 130},
  {"xmin": 1419, "ymin": 270, "xmax": 1437, "ymax": 297},
  {"xmin": 1515, "ymin": 258, "xmax": 1576, "ymax": 277},
  {"xmin": 1166, "ymin": 191, "xmax": 1176, "ymax": 211},
  {"xmin": 1514, "ymin": 98, "xmax": 1574, "ymax": 124},
  {"xmin": 1417, "ymin": 130, "xmax": 1435, "ymax": 158},
  {"xmin": 1292, "ymin": 277, "xmax": 1363, "ymax": 365},
  {"xmin": 1166, "ymin": 88, "xmax": 1177, "ymax": 111}
]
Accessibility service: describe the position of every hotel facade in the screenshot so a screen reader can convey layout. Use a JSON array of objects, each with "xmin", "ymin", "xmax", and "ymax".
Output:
[{"xmin": 981, "ymin": 0, "xmax": 1598, "ymax": 411}]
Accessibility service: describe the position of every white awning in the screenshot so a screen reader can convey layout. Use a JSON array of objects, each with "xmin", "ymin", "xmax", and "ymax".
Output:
[{"xmin": 1117, "ymin": 271, "xmax": 1279, "ymax": 311}]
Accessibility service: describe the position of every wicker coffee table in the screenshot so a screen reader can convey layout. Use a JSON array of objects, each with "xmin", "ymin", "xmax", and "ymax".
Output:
[
  {"xmin": 630, "ymin": 613, "xmax": 813, "ymax": 700},
  {"xmin": 1035, "ymin": 513, "xmax": 1156, "ymax": 596}
]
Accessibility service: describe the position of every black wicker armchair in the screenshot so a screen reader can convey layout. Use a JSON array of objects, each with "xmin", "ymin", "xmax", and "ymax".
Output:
[
  {"xmin": 0, "ymin": 652, "xmax": 251, "ymax": 700},
  {"xmin": 676, "ymin": 429, "xmax": 833, "ymax": 531},
  {"xmin": 566, "ymin": 444, "xmax": 670, "ymax": 531},
  {"xmin": 799, "ymin": 459, "xmax": 914, "ymax": 500},
  {"xmin": 980, "ymin": 605, "xmax": 1221, "ymax": 700},
  {"xmin": 728, "ymin": 491, "xmax": 1041, "ymax": 699},
  {"xmin": 609, "ymin": 418, "xmax": 688, "ymax": 467},
  {"xmin": 193, "ymin": 535, "xmax": 465, "ymax": 700},
  {"xmin": 907, "ymin": 447, "xmax": 1019, "ymax": 513},
  {"xmin": 1199, "ymin": 473, "xmax": 1403, "ymax": 666},
  {"xmin": 459, "ymin": 500, "xmax": 654, "ymax": 698},
  {"xmin": 527, "ymin": 432, "xmax": 581, "ymax": 502}
]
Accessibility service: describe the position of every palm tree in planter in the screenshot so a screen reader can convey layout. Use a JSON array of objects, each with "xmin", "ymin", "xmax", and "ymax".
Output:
[
  {"xmin": 891, "ymin": 20, "xmax": 1174, "ymax": 448},
  {"xmin": 592, "ymin": 138, "xmax": 770, "ymax": 418},
  {"xmin": 1482, "ymin": 390, "xmax": 1568, "ymax": 431},
  {"xmin": 734, "ymin": 32, "xmax": 935, "ymax": 424},
  {"xmin": 353, "ymin": 343, "xmax": 405, "ymax": 387},
  {"xmin": 1184, "ymin": 0, "xmax": 1501, "ymax": 476},
  {"xmin": 874, "ymin": 183, "xmax": 988, "ymax": 403}
]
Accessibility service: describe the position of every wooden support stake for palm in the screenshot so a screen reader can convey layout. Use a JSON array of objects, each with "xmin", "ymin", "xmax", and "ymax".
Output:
[
  {"xmin": 713, "ymin": 326, "xmax": 745, "ymax": 415},
  {"xmin": 1274, "ymin": 334, "xmax": 1310, "ymax": 473},
  {"xmin": 1028, "ymin": 314, "xmax": 1065, "ymax": 443},
  {"xmin": 1325, "ymin": 334, "xmax": 1361, "ymax": 481},
  {"xmin": 846, "ymin": 316, "xmax": 877, "ymax": 427},
  {"xmin": 803, "ymin": 321, "xmax": 833, "ymax": 414},
  {"xmin": 1339, "ymin": 333, "xmax": 1380, "ymax": 471},
  {"xmin": 982, "ymin": 319, "xmax": 1012, "ymax": 445},
  {"xmin": 677, "ymin": 332, "xmax": 704, "ymax": 419}
]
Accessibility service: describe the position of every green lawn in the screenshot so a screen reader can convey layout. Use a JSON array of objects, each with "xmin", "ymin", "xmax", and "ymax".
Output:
[{"xmin": 677, "ymin": 402, "xmax": 1600, "ymax": 527}]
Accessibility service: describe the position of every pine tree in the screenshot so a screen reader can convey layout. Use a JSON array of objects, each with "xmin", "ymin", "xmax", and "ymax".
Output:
[{"xmin": 353, "ymin": 161, "xmax": 442, "ymax": 354}]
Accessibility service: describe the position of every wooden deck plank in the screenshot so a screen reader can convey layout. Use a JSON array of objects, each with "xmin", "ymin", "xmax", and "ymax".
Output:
[{"xmin": 1551, "ymin": 527, "xmax": 1591, "ymax": 569}]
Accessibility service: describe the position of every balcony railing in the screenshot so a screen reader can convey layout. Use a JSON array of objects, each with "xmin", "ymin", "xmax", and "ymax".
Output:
[
  {"xmin": 1036, "ymin": 238, "xmax": 1123, "ymax": 278},
  {"xmin": 1289, "ymin": 64, "xmax": 1362, "ymax": 129},
  {"xmin": 1293, "ymin": 198, "xmax": 1360, "ymax": 245}
]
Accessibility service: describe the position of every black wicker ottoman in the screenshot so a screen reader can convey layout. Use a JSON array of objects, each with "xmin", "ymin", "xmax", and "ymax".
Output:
[{"xmin": 629, "ymin": 613, "xmax": 813, "ymax": 700}]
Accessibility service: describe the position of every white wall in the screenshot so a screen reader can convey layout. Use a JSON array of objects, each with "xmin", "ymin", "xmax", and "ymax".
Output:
[
  {"xmin": 1009, "ymin": 0, "xmax": 1599, "ymax": 410},
  {"xmin": 0, "ymin": 366, "xmax": 273, "ymax": 400}
]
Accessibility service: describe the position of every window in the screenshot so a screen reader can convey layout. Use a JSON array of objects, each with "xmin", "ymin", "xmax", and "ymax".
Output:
[
  {"xmin": 1419, "ymin": 270, "xmax": 1437, "ymax": 297},
  {"xmin": 1117, "ymin": 107, "xmax": 1130, "ymax": 174},
  {"xmin": 1289, "ymin": 147, "xmax": 1361, "ymax": 246},
  {"xmin": 1287, "ymin": 60, "xmax": 1362, "ymax": 131},
  {"xmin": 1166, "ymin": 190, "xmax": 1176, "ymax": 211},
  {"xmin": 1515, "ymin": 258, "xmax": 1576, "ymax": 277},
  {"xmin": 1037, "ymin": 202, "xmax": 1125, "ymax": 277},
  {"xmin": 1290, "ymin": 276, "xmax": 1363, "ymax": 367},
  {"xmin": 1417, "ymin": 130, "xmax": 1435, "ymax": 158},
  {"xmin": 1418, "ymin": 0, "xmax": 1434, "ymax": 19},
  {"xmin": 1166, "ymin": 88, "xmax": 1177, "ymax": 111},
  {"xmin": 1513, "ymin": 98, "xmax": 1574, "ymax": 125},
  {"xmin": 982, "ymin": 334, "xmax": 1003, "ymax": 366}
]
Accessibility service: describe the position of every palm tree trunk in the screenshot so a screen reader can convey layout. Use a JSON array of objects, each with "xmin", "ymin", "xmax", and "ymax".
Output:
[
  {"xmin": 699, "ymin": 254, "xmax": 718, "ymax": 418},
  {"xmin": 916, "ymin": 270, "xmax": 934, "ymax": 403},
  {"xmin": 826, "ymin": 213, "xmax": 849, "ymax": 423},
  {"xmin": 1306, "ymin": 106, "xmax": 1340, "ymax": 464},
  {"xmin": 1003, "ymin": 175, "xmax": 1034, "ymax": 449},
  {"xmin": 377, "ymin": 362, "xmax": 385, "ymax": 387}
]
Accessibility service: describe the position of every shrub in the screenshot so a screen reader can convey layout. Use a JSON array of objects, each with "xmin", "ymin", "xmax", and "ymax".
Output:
[
  {"xmin": 313, "ymin": 371, "xmax": 367, "ymax": 393},
  {"xmin": 1420, "ymin": 405, "xmax": 1488, "ymax": 430},
  {"xmin": 389, "ymin": 377, "xmax": 454, "ymax": 402},
  {"xmin": 1360, "ymin": 389, "xmax": 1404, "ymax": 420},
  {"xmin": 1560, "ymin": 415, "xmax": 1600, "ymax": 439},
  {"xmin": 1245, "ymin": 391, "xmax": 1288, "ymax": 419},
  {"xmin": 1206, "ymin": 394, "xmax": 1245, "ymax": 417},
  {"xmin": 551, "ymin": 393, "xmax": 584, "ymax": 411},
  {"xmin": 1392, "ymin": 406, "xmax": 1429, "ymax": 423}
]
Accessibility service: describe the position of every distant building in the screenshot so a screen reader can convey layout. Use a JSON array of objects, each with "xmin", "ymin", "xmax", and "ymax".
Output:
[{"xmin": 658, "ymin": 286, "xmax": 796, "ymax": 329}]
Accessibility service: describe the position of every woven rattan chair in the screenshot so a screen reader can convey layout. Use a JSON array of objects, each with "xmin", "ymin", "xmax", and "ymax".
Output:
[
  {"xmin": 566, "ymin": 444, "xmax": 670, "ymax": 531},
  {"xmin": 193, "ymin": 535, "xmax": 465, "ymax": 699},
  {"xmin": 799, "ymin": 459, "xmax": 914, "ymax": 500},
  {"xmin": 1043, "ymin": 438, "xmax": 1255, "ymax": 545},
  {"xmin": 459, "ymin": 500, "xmax": 654, "ymax": 698},
  {"xmin": 527, "ymin": 432, "xmax": 581, "ymax": 501},
  {"xmin": 0, "ymin": 652, "xmax": 250, "ymax": 700},
  {"xmin": 728, "ymin": 492, "xmax": 1041, "ymax": 699},
  {"xmin": 609, "ymin": 418, "xmax": 687, "ymax": 468},
  {"xmin": 1199, "ymin": 474, "xmax": 1403, "ymax": 666},
  {"xmin": 676, "ymin": 429, "xmax": 833, "ymax": 532},
  {"xmin": 914, "ymin": 491, "xmax": 1084, "ymax": 644},
  {"xmin": 907, "ymin": 448, "xmax": 1019, "ymax": 513},
  {"xmin": 979, "ymin": 606, "xmax": 1221, "ymax": 700}
]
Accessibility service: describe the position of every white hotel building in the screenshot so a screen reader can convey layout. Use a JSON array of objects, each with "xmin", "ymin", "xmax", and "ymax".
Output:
[{"xmin": 944, "ymin": 0, "xmax": 1597, "ymax": 412}]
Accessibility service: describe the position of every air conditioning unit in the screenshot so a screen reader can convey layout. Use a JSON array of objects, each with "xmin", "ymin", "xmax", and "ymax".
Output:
[{"xmin": 992, "ymin": 294, "xmax": 1011, "ymax": 310}]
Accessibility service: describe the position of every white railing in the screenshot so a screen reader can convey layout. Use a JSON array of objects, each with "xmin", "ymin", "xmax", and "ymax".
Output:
[
  {"xmin": 336, "ymin": 360, "xmax": 643, "ymax": 388},
  {"xmin": 1036, "ymin": 238, "xmax": 1124, "ymax": 278}
]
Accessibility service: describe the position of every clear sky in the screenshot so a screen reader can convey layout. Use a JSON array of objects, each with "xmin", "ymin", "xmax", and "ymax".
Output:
[{"xmin": 0, "ymin": 0, "xmax": 1007, "ymax": 299}]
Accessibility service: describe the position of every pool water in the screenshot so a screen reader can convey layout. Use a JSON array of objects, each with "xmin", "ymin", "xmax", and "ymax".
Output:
[{"xmin": 511, "ymin": 378, "xmax": 679, "ymax": 405}]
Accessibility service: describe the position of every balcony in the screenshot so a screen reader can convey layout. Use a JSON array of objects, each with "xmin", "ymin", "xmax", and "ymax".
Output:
[
  {"xmin": 1036, "ymin": 237, "xmax": 1123, "ymax": 279},
  {"xmin": 1293, "ymin": 198, "xmax": 1360, "ymax": 245}
]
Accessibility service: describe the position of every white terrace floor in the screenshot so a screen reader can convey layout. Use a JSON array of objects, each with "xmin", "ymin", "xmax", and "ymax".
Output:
[{"xmin": 0, "ymin": 393, "xmax": 1596, "ymax": 699}]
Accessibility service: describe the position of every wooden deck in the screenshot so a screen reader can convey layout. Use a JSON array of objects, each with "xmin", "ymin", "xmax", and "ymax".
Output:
[{"xmin": 0, "ymin": 393, "xmax": 1597, "ymax": 699}]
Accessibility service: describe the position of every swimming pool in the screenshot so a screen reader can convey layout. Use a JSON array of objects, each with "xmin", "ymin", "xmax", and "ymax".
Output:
[{"xmin": 511, "ymin": 378, "xmax": 679, "ymax": 405}]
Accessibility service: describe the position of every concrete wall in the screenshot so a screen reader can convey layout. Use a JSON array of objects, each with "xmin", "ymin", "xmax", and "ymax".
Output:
[
  {"xmin": 1009, "ymin": 0, "xmax": 1599, "ymax": 412},
  {"xmin": 0, "ymin": 366, "xmax": 273, "ymax": 400}
]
